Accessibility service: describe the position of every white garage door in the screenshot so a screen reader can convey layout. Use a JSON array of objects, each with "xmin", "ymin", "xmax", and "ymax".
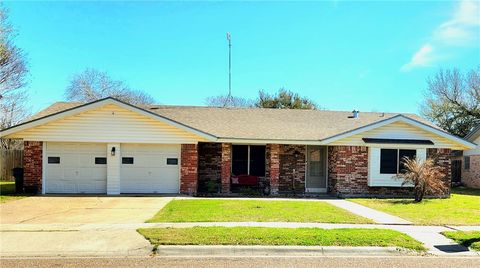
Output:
[
  {"xmin": 45, "ymin": 142, "xmax": 107, "ymax": 194},
  {"xmin": 120, "ymin": 144, "xmax": 180, "ymax": 194}
]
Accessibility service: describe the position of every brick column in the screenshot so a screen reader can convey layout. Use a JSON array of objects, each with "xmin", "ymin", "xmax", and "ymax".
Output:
[
  {"xmin": 268, "ymin": 144, "xmax": 280, "ymax": 195},
  {"xmin": 427, "ymin": 148, "xmax": 452, "ymax": 195},
  {"xmin": 180, "ymin": 144, "xmax": 198, "ymax": 195},
  {"xmin": 221, "ymin": 143, "xmax": 232, "ymax": 193},
  {"xmin": 23, "ymin": 141, "xmax": 43, "ymax": 194}
]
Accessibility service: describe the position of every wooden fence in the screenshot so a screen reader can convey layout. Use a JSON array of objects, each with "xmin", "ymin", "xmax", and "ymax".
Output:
[{"xmin": 0, "ymin": 150, "xmax": 23, "ymax": 181}]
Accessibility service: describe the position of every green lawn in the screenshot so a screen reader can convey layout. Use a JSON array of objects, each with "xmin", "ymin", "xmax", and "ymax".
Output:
[
  {"xmin": 137, "ymin": 227, "xmax": 425, "ymax": 251},
  {"xmin": 442, "ymin": 231, "xmax": 480, "ymax": 251},
  {"xmin": 0, "ymin": 181, "xmax": 27, "ymax": 203},
  {"xmin": 147, "ymin": 199, "xmax": 372, "ymax": 223},
  {"xmin": 349, "ymin": 187, "xmax": 480, "ymax": 225}
]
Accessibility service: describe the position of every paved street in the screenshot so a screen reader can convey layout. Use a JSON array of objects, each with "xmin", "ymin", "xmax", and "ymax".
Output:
[{"xmin": 2, "ymin": 256, "xmax": 479, "ymax": 268}]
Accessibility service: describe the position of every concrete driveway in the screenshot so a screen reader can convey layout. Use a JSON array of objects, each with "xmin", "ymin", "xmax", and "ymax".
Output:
[{"xmin": 0, "ymin": 196, "xmax": 172, "ymax": 257}]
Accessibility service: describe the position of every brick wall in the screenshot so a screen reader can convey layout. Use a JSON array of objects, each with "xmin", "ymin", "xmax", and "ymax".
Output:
[
  {"xmin": 221, "ymin": 143, "xmax": 232, "ymax": 193},
  {"xmin": 427, "ymin": 148, "xmax": 452, "ymax": 195},
  {"xmin": 266, "ymin": 144, "xmax": 280, "ymax": 194},
  {"xmin": 198, "ymin": 142, "xmax": 221, "ymax": 192},
  {"xmin": 279, "ymin": 145, "xmax": 306, "ymax": 193},
  {"xmin": 328, "ymin": 146, "xmax": 452, "ymax": 197},
  {"xmin": 23, "ymin": 141, "xmax": 43, "ymax": 193},
  {"xmin": 328, "ymin": 146, "xmax": 372, "ymax": 196},
  {"xmin": 180, "ymin": 144, "xmax": 198, "ymax": 195},
  {"xmin": 462, "ymin": 155, "xmax": 480, "ymax": 188}
]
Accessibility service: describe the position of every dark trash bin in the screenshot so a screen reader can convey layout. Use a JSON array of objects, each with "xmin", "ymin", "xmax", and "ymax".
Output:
[{"xmin": 12, "ymin": 167, "xmax": 24, "ymax": 194}]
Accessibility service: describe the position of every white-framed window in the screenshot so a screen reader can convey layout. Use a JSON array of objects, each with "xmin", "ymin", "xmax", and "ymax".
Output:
[
  {"xmin": 380, "ymin": 149, "xmax": 416, "ymax": 174},
  {"xmin": 368, "ymin": 147, "xmax": 426, "ymax": 187}
]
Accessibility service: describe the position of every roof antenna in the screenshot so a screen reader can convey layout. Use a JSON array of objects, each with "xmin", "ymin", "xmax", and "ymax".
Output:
[{"xmin": 223, "ymin": 32, "xmax": 233, "ymax": 107}]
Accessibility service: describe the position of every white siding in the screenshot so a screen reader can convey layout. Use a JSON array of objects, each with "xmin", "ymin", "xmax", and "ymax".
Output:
[
  {"xmin": 107, "ymin": 143, "xmax": 121, "ymax": 195},
  {"xmin": 330, "ymin": 121, "xmax": 464, "ymax": 149},
  {"xmin": 368, "ymin": 147, "xmax": 426, "ymax": 187},
  {"xmin": 8, "ymin": 104, "xmax": 205, "ymax": 144}
]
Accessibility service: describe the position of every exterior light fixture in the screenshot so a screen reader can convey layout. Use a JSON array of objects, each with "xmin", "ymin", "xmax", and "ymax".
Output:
[{"xmin": 111, "ymin": 147, "xmax": 116, "ymax": 156}]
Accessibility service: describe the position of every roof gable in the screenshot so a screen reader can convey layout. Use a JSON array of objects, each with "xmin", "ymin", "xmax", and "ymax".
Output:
[
  {"xmin": 322, "ymin": 115, "xmax": 474, "ymax": 150},
  {"xmin": 0, "ymin": 98, "xmax": 216, "ymax": 141}
]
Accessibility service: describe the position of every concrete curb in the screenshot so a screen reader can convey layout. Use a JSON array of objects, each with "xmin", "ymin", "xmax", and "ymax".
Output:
[{"xmin": 154, "ymin": 245, "xmax": 417, "ymax": 256}]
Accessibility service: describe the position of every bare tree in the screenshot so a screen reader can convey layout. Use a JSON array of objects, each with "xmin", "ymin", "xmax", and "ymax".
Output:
[
  {"xmin": 0, "ymin": 4, "xmax": 29, "ymax": 149},
  {"xmin": 65, "ymin": 68, "xmax": 155, "ymax": 105},
  {"xmin": 421, "ymin": 67, "xmax": 480, "ymax": 137},
  {"xmin": 205, "ymin": 95, "xmax": 253, "ymax": 108},
  {"xmin": 0, "ymin": 4, "xmax": 28, "ymax": 97},
  {"xmin": 396, "ymin": 157, "xmax": 447, "ymax": 202}
]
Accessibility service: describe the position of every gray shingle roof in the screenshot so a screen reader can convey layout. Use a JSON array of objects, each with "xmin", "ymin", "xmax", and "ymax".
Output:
[{"xmin": 26, "ymin": 100, "xmax": 439, "ymax": 141}]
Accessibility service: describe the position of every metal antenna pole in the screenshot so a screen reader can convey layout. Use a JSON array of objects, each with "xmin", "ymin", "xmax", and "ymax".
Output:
[
  {"xmin": 224, "ymin": 32, "xmax": 232, "ymax": 107},
  {"xmin": 228, "ymin": 33, "xmax": 232, "ymax": 99}
]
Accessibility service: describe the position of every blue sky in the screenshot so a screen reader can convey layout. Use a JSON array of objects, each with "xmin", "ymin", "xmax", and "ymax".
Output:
[{"xmin": 5, "ymin": 0, "xmax": 480, "ymax": 114}]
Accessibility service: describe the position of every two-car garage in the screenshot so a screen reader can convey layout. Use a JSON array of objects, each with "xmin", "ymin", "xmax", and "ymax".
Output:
[{"xmin": 44, "ymin": 142, "xmax": 180, "ymax": 194}]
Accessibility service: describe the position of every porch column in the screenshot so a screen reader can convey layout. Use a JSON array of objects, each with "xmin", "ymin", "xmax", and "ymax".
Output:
[
  {"xmin": 268, "ymin": 144, "xmax": 280, "ymax": 195},
  {"xmin": 180, "ymin": 144, "xmax": 198, "ymax": 195},
  {"xmin": 221, "ymin": 143, "xmax": 232, "ymax": 193}
]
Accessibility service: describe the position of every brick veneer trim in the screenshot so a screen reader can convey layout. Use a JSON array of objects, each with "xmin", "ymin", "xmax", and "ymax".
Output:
[
  {"xmin": 267, "ymin": 144, "xmax": 280, "ymax": 194},
  {"xmin": 23, "ymin": 141, "xmax": 43, "ymax": 193},
  {"xmin": 221, "ymin": 143, "xmax": 232, "ymax": 193},
  {"xmin": 180, "ymin": 144, "xmax": 198, "ymax": 195}
]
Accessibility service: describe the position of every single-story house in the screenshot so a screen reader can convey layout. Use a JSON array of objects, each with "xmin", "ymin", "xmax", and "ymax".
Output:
[
  {"xmin": 461, "ymin": 125, "xmax": 480, "ymax": 188},
  {"xmin": 0, "ymin": 97, "xmax": 475, "ymax": 197}
]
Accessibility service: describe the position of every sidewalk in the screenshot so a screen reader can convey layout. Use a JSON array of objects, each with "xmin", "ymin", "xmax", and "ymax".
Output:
[{"xmin": 2, "ymin": 222, "xmax": 479, "ymax": 256}]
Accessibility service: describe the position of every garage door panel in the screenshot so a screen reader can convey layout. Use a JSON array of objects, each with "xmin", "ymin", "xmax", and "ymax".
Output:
[
  {"xmin": 45, "ymin": 142, "xmax": 107, "ymax": 194},
  {"xmin": 120, "ymin": 144, "xmax": 180, "ymax": 194}
]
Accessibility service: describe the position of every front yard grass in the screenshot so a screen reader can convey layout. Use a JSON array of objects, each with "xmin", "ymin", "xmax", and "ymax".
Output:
[
  {"xmin": 137, "ymin": 227, "xmax": 426, "ymax": 251},
  {"xmin": 442, "ymin": 231, "xmax": 480, "ymax": 251},
  {"xmin": 349, "ymin": 187, "xmax": 480, "ymax": 225},
  {"xmin": 147, "ymin": 199, "xmax": 372, "ymax": 223},
  {"xmin": 0, "ymin": 181, "xmax": 27, "ymax": 203}
]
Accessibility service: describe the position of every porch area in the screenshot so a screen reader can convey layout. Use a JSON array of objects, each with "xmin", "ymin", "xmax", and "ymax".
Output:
[{"xmin": 196, "ymin": 142, "xmax": 328, "ymax": 196}]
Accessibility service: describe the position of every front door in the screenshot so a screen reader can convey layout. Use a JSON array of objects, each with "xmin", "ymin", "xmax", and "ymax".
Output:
[{"xmin": 306, "ymin": 146, "xmax": 327, "ymax": 192}]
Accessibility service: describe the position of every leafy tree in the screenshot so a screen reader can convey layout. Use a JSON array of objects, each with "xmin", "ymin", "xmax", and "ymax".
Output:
[
  {"xmin": 205, "ymin": 94, "xmax": 252, "ymax": 108},
  {"xmin": 65, "ymin": 68, "xmax": 155, "ymax": 105},
  {"xmin": 421, "ymin": 67, "xmax": 480, "ymax": 137},
  {"xmin": 255, "ymin": 88, "xmax": 318, "ymax": 109},
  {"xmin": 396, "ymin": 157, "xmax": 447, "ymax": 202},
  {"xmin": 0, "ymin": 4, "xmax": 29, "ymax": 149}
]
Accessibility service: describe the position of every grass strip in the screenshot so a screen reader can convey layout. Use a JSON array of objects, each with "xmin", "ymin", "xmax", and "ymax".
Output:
[
  {"xmin": 138, "ymin": 226, "xmax": 426, "ymax": 251},
  {"xmin": 147, "ymin": 199, "xmax": 372, "ymax": 223},
  {"xmin": 442, "ymin": 231, "xmax": 480, "ymax": 251}
]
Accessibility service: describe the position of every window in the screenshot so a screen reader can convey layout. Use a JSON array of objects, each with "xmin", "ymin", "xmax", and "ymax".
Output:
[
  {"xmin": 122, "ymin": 157, "xmax": 134, "ymax": 164},
  {"xmin": 399, "ymin": 149, "xmax": 416, "ymax": 173},
  {"xmin": 231, "ymin": 145, "xmax": 266, "ymax": 176},
  {"xmin": 380, "ymin": 149, "xmax": 416, "ymax": 174},
  {"xmin": 47, "ymin": 157, "xmax": 60, "ymax": 164},
  {"xmin": 95, "ymin": 157, "xmax": 107, "ymax": 165},
  {"xmin": 464, "ymin": 156, "xmax": 470, "ymax": 170},
  {"xmin": 380, "ymin": 149, "xmax": 397, "ymax": 174},
  {"xmin": 166, "ymin": 158, "xmax": 178, "ymax": 165},
  {"xmin": 249, "ymin": 145, "xmax": 266, "ymax": 176}
]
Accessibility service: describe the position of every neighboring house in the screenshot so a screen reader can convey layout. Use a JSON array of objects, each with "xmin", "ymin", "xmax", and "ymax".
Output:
[
  {"xmin": 462, "ymin": 125, "xmax": 480, "ymax": 188},
  {"xmin": 0, "ymin": 97, "xmax": 475, "ymax": 197}
]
